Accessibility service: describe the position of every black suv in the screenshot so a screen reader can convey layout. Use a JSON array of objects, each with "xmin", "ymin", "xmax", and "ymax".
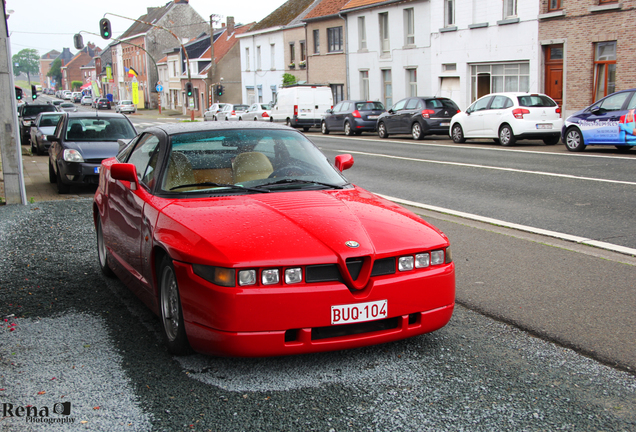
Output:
[
  {"xmin": 18, "ymin": 103, "xmax": 58, "ymax": 145},
  {"xmin": 376, "ymin": 97, "xmax": 460, "ymax": 140}
]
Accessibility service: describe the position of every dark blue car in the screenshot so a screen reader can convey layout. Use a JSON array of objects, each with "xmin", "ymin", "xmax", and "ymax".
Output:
[
  {"xmin": 562, "ymin": 89, "xmax": 636, "ymax": 152},
  {"xmin": 321, "ymin": 100, "xmax": 385, "ymax": 136}
]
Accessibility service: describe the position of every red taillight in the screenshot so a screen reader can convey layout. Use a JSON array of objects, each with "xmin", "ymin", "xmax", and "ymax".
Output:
[
  {"xmin": 555, "ymin": 106, "xmax": 561, "ymax": 114},
  {"xmin": 421, "ymin": 109, "xmax": 435, "ymax": 119},
  {"xmin": 262, "ymin": 111, "xmax": 269, "ymax": 118},
  {"xmin": 231, "ymin": 110, "xmax": 236, "ymax": 115},
  {"xmin": 512, "ymin": 108, "xmax": 530, "ymax": 119},
  {"xmin": 352, "ymin": 110, "xmax": 361, "ymax": 118},
  {"xmin": 294, "ymin": 105, "xmax": 298, "ymax": 116}
]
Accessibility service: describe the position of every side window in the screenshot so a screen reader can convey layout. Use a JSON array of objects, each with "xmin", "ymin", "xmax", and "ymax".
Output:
[
  {"xmin": 490, "ymin": 96, "xmax": 512, "ymax": 110},
  {"xmin": 405, "ymin": 98, "xmax": 419, "ymax": 109},
  {"xmin": 333, "ymin": 102, "xmax": 344, "ymax": 112},
  {"xmin": 470, "ymin": 97, "xmax": 492, "ymax": 112},
  {"xmin": 393, "ymin": 99, "xmax": 407, "ymax": 111},
  {"xmin": 599, "ymin": 92, "xmax": 631, "ymax": 112},
  {"xmin": 627, "ymin": 93, "xmax": 636, "ymax": 110},
  {"xmin": 127, "ymin": 134, "xmax": 161, "ymax": 187}
]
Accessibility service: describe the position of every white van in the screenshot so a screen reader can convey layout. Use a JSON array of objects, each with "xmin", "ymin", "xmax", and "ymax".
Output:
[{"xmin": 270, "ymin": 85, "xmax": 333, "ymax": 131}]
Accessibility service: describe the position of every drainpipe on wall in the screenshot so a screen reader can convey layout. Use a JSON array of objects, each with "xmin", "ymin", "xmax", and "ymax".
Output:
[{"xmin": 339, "ymin": 12, "xmax": 350, "ymax": 100}]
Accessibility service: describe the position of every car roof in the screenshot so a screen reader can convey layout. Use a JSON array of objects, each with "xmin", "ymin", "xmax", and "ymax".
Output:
[
  {"xmin": 65, "ymin": 112, "xmax": 127, "ymax": 119},
  {"xmin": 142, "ymin": 120, "xmax": 293, "ymax": 136}
]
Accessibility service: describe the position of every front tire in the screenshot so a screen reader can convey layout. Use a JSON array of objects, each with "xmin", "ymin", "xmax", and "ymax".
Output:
[
  {"xmin": 159, "ymin": 256, "xmax": 192, "ymax": 355},
  {"xmin": 451, "ymin": 124, "xmax": 465, "ymax": 143},
  {"xmin": 96, "ymin": 215, "xmax": 115, "ymax": 278},
  {"xmin": 377, "ymin": 122, "xmax": 389, "ymax": 139},
  {"xmin": 411, "ymin": 122, "xmax": 424, "ymax": 140},
  {"xmin": 321, "ymin": 121, "xmax": 329, "ymax": 134},
  {"xmin": 565, "ymin": 128, "xmax": 585, "ymax": 152},
  {"xmin": 49, "ymin": 160, "xmax": 56, "ymax": 183},
  {"xmin": 615, "ymin": 145, "xmax": 633, "ymax": 152},
  {"xmin": 499, "ymin": 124, "xmax": 516, "ymax": 146}
]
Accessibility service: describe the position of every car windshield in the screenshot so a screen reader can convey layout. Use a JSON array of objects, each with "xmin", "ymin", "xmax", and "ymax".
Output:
[
  {"xmin": 233, "ymin": 105, "xmax": 248, "ymax": 111},
  {"xmin": 355, "ymin": 102, "xmax": 384, "ymax": 111},
  {"xmin": 99, "ymin": 99, "xmax": 109, "ymax": 102},
  {"xmin": 120, "ymin": 100, "xmax": 133, "ymax": 105},
  {"xmin": 39, "ymin": 114, "xmax": 63, "ymax": 126},
  {"xmin": 161, "ymin": 129, "xmax": 349, "ymax": 194},
  {"xmin": 23, "ymin": 105, "xmax": 57, "ymax": 117},
  {"xmin": 61, "ymin": 103, "xmax": 74, "ymax": 108},
  {"xmin": 517, "ymin": 95, "xmax": 557, "ymax": 108},
  {"xmin": 65, "ymin": 118, "xmax": 136, "ymax": 142}
]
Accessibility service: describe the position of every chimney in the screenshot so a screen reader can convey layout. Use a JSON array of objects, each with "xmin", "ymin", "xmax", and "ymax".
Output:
[{"xmin": 227, "ymin": 17, "xmax": 234, "ymax": 35}]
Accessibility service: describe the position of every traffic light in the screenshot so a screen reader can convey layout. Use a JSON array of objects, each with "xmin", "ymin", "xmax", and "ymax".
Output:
[
  {"xmin": 99, "ymin": 18, "xmax": 112, "ymax": 40},
  {"xmin": 216, "ymin": 84, "xmax": 224, "ymax": 96},
  {"xmin": 31, "ymin": 85, "xmax": 37, "ymax": 100},
  {"xmin": 185, "ymin": 82, "xmax": 193, "ymax": 97},
  {"xmin": 15, "ymin": 87, "xmax": 23, "ymax": 100},
  {"xmin": 73, "ymin": 33, "xmax": 84, "ymax": 50}
]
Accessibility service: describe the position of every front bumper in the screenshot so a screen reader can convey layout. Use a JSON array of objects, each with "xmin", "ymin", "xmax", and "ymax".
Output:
[
  {"xmin": 175, "ymin": 260, "xmax": 455, "ymax": 357},
  {"xmin": 57, "ymin": 161, "xmax": 101, "ymax": 185}
]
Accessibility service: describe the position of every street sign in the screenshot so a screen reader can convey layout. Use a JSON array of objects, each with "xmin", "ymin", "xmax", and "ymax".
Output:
[{"xmin": 156, "ymin": 84, "xmax": 163, "ymax": 92}]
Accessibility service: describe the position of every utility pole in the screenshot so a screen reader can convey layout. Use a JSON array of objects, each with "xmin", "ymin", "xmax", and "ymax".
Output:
[
  {"xmin": 206, "ymin": 14, "xmax": 217, "ymax": 108},
  {"xmin": 0, "ymin": 3, "xmax": 26, "ymax": 204}
]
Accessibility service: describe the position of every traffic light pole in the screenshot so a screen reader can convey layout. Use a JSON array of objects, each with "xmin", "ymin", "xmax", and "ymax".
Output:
[
  {"xmin": 103, "ymin": 13, "xmax": 194, "ymax": 120},
  {"xmin": 0, "ymin": 3, "xmax": 27, "ymax": 205}
]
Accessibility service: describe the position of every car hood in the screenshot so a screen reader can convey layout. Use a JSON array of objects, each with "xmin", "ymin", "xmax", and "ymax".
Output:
[
  {"xmin": 156, "ymin": 188, "xmax": 449, "ymax": 288},
  {"xmin": 65, "ymin": 141, "xmax": 120, "ymax": 160}
]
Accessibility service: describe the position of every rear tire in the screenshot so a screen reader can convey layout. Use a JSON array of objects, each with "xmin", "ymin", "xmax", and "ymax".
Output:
[
  {"xmin": 451, "ymin": 124, "xmax": 465, "ymax": 143},
  {"xmin": 344, "ymin": 121, "xmax": 353, "ymax": 136},
  {"xmin": 411, "ymin": 122, "xmax": 424, "ymax": 140},
  {"xmin": 377, "ymin": 122, "xmax": 389, "ymax": 139},
  {"xmin": 159, "ymin": 256, "xmax": 193, "ymax": 355},
  {"xmin": 543, "ymin": 136, "xmax": 560, "ymax": 145},
  {"xmin": 499, "ymin": 125, "xmax": 516, "ymax": 146}
]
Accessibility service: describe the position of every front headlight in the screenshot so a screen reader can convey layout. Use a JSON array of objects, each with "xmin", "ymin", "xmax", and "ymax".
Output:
[
  {"xmin": 63, "ymin": 149, "xmax": 85, "ymax": 163},
  {"xmin": 22, "ymin": 120, "xmax": 32, "ymax": 127}
]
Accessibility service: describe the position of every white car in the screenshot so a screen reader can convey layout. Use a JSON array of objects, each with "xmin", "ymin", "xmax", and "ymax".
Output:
[
  {"xmin": 239, "ymin": 103, "xmax": 272, "ymax": 121},
  {"xmin": 450, "ymin": 92, "xmax": 563, "ymax": 146},
  {"xmin": 115, "ymin": 100, "xmax": 136, "ymax": 114},
  {"xmin": 216, "ymin": 104, "xmax": 249, "ymax": 121},
  {"xmin": 203, "ymin": 103, "xmax": 226, "ymax": 121},
  {"xmin": 62, "ymin": 90, "xmax": 72, "ymax": 100},
  {"xmin": 81, "ymin": 95, "xmax": 93, "ymax": 106}
]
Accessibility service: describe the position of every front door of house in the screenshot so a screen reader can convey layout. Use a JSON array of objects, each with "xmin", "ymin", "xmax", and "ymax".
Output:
[{"xmin": 545, "ymin": 44, "xmax": 563, "ymax": 108}]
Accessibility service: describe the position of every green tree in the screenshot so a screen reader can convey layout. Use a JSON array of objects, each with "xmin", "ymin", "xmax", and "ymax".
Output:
[
  {"xmin": 47, "ymin": 58, "xmax": 63, "ymax": 89},
  {"xmin": 282, "ymin": 73, "xmax": 297, "ymax": 87},
  {"xmin": 71, "ymin": 81, "xmax": 83, "ymax": 91},
  {"xmin": 12, "ymin": 48, "xmax": 40, "ymax": 85}
]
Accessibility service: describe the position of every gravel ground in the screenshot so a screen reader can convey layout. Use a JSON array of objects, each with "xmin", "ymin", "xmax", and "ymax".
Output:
[{"xmin": 1, "ymin": 199, "xmax": 635, "ymax": 431}]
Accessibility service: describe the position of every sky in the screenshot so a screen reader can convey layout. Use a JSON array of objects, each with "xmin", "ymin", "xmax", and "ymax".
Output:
[{"xmin": 5, "ymin": 0, "xmax": 288, "ymax": 58}]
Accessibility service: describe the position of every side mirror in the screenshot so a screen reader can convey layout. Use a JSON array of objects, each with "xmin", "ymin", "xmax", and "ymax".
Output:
[
  {"xmin": 334, "ymin": 154, "xmax": 354, "ymax": 172},
  {"xmin": 590, "ymin": 105, "xmax": 601, "ymax": 114},
  {"xmin": 111, "ymin": 163, "xmax": 138, "ymax": 185},
  {"xmin": 47, "ymin": 135, "xmax": 59, "ymax": 142},
  {"xmin": 326, "ymin": 109, "xmax": 333, "ymax": 114}
]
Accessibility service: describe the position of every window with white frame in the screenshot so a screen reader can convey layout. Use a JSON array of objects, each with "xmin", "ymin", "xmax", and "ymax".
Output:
[
  {"xmin": 328, "ymin": 27, "xmax": 343, "ymax": 52},
  {"xmin": 256, "ymin": 46, "xmax": 261, "ymax": 70},
  {"xmin": 379, "ymin": 13, "xmax": 390, "ymax": 55},
  {"xmin": 245, "ymin": 47, "xmax": 250, "ymax": 71},
  {"xmin": 270, "ymin": 44, "xmax": 275, "ymax": 70},
  {"xmin": 382, "ymin": 69, "xmax": 392, "ymax": 107},
  {"xmin": 407, "ymin": 69, "xmax": 417, "ymax": 96},
  {"xmin": 360, "ymin": 70, "xmax": 369, "ymax": 100},
  {"xmin": 444, "ymin": 0, "xmax": 455, "ymax": 26},
  {"xmin": 313, "ymin": 29, "xmax": 320, "ymax": 54},
  {"xmin": 503, "ymin": 0, "xmax": 517, "ymax": 18},
  {"xmin": 470, "ymin": 63, "xmax": 529, "ymax": 102},
  {"xmin": 404, "ymin": 8, "xmax": 415, "ymax": 45},
  {"xmin": 358, "ymin": 17, "xmax": 367, "ymax": 50},
  {"xmin": 331, "ymin": 84, "xmax": 344, "ymax": 104}
]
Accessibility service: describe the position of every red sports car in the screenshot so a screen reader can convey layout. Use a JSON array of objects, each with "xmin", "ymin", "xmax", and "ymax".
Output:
[{"xmin": 93, "ymin": 122, "xmax": 455, "ymax": 357}]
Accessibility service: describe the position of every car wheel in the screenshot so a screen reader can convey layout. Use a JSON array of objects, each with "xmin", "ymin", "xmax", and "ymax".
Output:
[
  {"xmin": 96, "ymin": 215, "xmax": 115, "ymax": 278},
  {"xmin": 543, "ymin": 136, "xmax": 560, "ymax": 145},
  {"xmin": 498, "ymin": 124, "xmax": 516, "ymax": 146},
  {"xmin": 411, "ymin": 122, "xmax": 424, "ymax": 140},
  {"xmin": 493, "ymin": 138, "xmax": 501, "ymax": 144},
  {"xmin": 56, "ymin": 169, "xmax": 70, "ymax": 194},
  {"xmin": 378, "ymin": 122, "xmax": 388, "ymax": 139},
  {"xmin": 344, "ymin": 121, "xmax": 353, "ymax": 136},
  {"xmin": 286, "ymin": 118, "xmax": 292, "ymax": 127},
  {"xmin": 31, "ymin": 140, "xmax": 37, "ymax": 155},
  {"xmin": 321, "ymin": 121, "xmax": 329, "ymax": 134},
  {"xmin": 451, "ymin": 124, "xmax": 465, "ymax": 143},
  {"xmin": 303, "ymin": 127, "xmax": 310, "ymax": 132},
  {"xmin": 158, "ymin": 256, "xmax": 192, "ymax": 355},
  {"xmin": 49, "ymin": 160, "xmax": 56, "ymax": 183},
  {"xmin": 565, "ymin": 127, "xmax": 585, "ymax": 152}
]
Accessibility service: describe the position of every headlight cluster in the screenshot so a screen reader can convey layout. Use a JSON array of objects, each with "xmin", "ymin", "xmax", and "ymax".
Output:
[
  {"xmin": 192, "ymin": 265, "xmax": 304, "ymax": 287},
  {"xmin": 63, "ymin": 149, "xmax": 84, "ymax": 163},
  {"xmin": 398, "ymin": 247, "xmax": 451, "ymax": 272}
]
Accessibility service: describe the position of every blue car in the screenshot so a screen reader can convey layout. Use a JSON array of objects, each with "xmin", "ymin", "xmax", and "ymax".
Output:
[{"xmin": 562, "ymin": 89, "xmax": 636, "ymax": 152}]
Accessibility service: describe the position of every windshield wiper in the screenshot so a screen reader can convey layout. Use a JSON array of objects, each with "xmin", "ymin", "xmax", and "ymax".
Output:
[
  {"xmin": 255, "ymin": 179, "xmax": 345, "ymax": 190},
  {"xmin": 170, "ymin": 182, "xmax": 270, "ymax": 193}
]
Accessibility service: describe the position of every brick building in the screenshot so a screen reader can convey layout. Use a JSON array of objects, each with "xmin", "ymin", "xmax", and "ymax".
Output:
[
  {"xmin": 61, "ymin": 43, "xmax": 101, "ymax": 91},
  {"xmin": 39, "ymin": 50, "xmax": 60, "ymax": 91},
  {"xmin": 539, "ymin": 0, "xmax": 636, "ymax": 116}
]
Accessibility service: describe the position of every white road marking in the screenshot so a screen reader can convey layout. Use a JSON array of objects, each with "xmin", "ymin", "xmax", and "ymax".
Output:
[{"xmin": 339, "ymin": 149, "xmax": 636, "ymax": 186}]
